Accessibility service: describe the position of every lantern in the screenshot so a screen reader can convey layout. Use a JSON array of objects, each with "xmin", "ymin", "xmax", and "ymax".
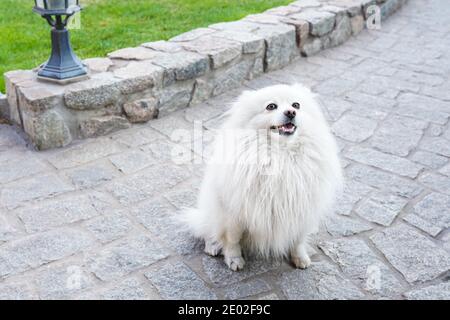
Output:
[{"xmin": 33, "ymin": 0, "xmax": 87, "ymax": 82}]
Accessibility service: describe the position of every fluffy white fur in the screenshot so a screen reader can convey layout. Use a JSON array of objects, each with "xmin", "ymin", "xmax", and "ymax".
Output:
[{"xmin": 182, "ymin": 84, "xmax": 343, "ymax": 271}]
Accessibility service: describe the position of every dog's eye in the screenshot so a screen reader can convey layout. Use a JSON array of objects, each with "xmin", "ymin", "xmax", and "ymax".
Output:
[
  {"xmin": 292, "ymin": 102, "xmax": 300, "ymax": 109},
  {"xmin": 266, "ymin": 103, "xmax": 278, "ymax": 111}
]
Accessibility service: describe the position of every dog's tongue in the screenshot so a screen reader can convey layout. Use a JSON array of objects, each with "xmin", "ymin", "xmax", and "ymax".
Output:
[{"xmin": 280, "ymin": 123, "xmax": 295, "ymax": 134}]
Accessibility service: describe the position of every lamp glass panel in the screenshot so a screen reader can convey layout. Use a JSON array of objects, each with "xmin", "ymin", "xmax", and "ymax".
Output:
[
  {"xmin": 47, "ymin": 0, "xmax": 66, "ymax": 10},
  {"xmin": 35, "ymin": 0, "xmax": 45, "ymax": 9}
]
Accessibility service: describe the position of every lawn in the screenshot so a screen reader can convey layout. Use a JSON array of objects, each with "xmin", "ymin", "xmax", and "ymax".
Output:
[{"xmin": 0, "ymin": 0, "xmax": 292, "ymax": 93}]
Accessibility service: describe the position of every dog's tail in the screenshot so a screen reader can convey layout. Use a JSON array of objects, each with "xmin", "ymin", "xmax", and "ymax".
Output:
[{"xmin": 177, "ymin": 208, "xmax": 208, "ymax": 239}]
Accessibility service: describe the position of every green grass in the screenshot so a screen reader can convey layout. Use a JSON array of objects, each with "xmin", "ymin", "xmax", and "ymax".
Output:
[{"xmin": 0, "ymin": 0, "xmax": 292, "ymax": 92}]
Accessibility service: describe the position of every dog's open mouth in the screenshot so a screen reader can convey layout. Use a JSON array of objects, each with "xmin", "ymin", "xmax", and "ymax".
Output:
[{"xmin": 270, "ymin": 122, "xmax": 297, "ymax": 136}]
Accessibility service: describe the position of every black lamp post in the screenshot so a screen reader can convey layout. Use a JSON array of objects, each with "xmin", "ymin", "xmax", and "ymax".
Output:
[{"xmin": 33, "ymin": 0, "xmax": 88, "ymax": 83}]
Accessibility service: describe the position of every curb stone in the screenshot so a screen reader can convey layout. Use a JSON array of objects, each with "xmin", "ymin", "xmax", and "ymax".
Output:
[{"xmin": 0, "ymin": 92, "xmax": 9, "ymax": 120}]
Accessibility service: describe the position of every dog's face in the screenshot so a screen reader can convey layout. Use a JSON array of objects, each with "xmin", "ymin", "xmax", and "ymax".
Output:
[{"xmin": 227, "ymin": 84, "xmax": 321, "ymax": 138}]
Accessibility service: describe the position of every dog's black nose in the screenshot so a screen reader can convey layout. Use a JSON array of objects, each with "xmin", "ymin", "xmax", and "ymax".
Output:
[{"xmin": 284, "ymin": 110, "xmax": 296, "ymax": 119}]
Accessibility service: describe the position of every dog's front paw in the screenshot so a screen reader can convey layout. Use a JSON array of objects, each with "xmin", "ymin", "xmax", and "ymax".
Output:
[
  {"xmin": 225, "ymin": 256, "xmax": 245, "ymax": 271},
  {"xmin": 292, "ymin": 255, "xmax": 311, "ymax": 269},
  {"xmin": 204, "ymin": 240, "xmax": 222, "ymax": 256}
]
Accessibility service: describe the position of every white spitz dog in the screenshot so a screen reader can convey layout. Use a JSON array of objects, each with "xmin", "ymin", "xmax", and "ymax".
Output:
[{"xmin": 182, "ymin": 84, "xmax": 343, "ymax": 271}]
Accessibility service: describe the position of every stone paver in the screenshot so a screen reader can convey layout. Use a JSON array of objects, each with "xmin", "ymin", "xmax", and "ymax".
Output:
[
  {"xmin": 403, "ymin": 282, "xmax": 450, "ymax": 300},
  {"xmin": 279, "ymin": 261, "xmax": 366, "ymax": 300},
  {"xmin": 86, "ymin": 235, "xmax": 169, "ymax": 282},
  {"xmin": 145, "ymin": 261, "xmax": 217, "ymax": 300},
  {"xmin": 319, "ymin": 238, "xmax": 405, "ymax": 298},
  {"xmin": 100, "ymin": 277, "xmax": 156, "ymax": 300},
  {"xmin": 83, "ymin": 210, "xmax": 134, "ymax": 244},
  {"xmin": 0, "ymin": 0, "xmax": 449, "ymax": 300},
  {"xmin": 0, "ymin": 228, "xmax": 93, "ymax": 278},
  {"xmin": 36, "ymin": 263, "xmax": 94, "ymax": 300},
  {"xmin": 0, "ymin": 282, "xmax": 36, "ymax": 300},
  {"xmin": 223, "ymin": 278, "xmax": 272, "ymax": 300},
  {"xmin": 403, "ymin": 193, "xmax": 450, "ymax": 236},
  {"xmin": 370, "ymin": 224, "xmax": 450, "ymax": 283},
  {"xmin": 15, "ymin": 194, "xmax": 101, "ymax": 233},
  {"xmin": 325, "ymin": 215, "xmax": 373, "ymax": 237},
  {"xmin": 355, "ymin": 192, "xmax": 408, "ymax": 227}
]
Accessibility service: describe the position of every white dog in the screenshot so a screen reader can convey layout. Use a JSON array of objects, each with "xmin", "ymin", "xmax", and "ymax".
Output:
[{"xmin": 182, "ymin": 84, "xmax": 343, "ymax": 271}]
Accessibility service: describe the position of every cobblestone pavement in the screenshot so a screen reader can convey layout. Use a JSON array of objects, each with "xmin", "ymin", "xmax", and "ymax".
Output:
[{"xmin": 1, "ymin": 0, "xmax": 450, "ymax": 300}]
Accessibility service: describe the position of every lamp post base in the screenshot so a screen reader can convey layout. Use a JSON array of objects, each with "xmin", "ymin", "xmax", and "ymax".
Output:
[
  {"xmin": 37, "ymin": 73, "xmax": 89, "ymax": 85},
  {"xmin": 38, "ymin": 27, "xmax": 88, "ymax": 83}
]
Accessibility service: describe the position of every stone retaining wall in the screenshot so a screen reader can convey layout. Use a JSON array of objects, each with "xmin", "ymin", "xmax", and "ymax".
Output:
[
  {"xmin": 0, "ymin": 93, "xmax": 7, "ymax": 120},
  {"xmin": 2, "ymin": 0, "xmax": 408, "ymax": 150}
]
